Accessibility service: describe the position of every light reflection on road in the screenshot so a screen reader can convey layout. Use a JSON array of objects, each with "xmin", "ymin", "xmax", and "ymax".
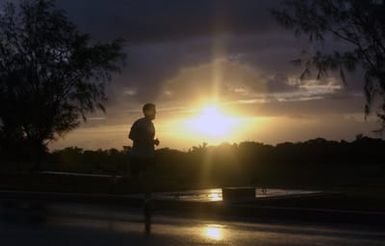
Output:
[
  {"xmin": 208, "ymin": 190, "xmax": 222, "ymax": 201},
  {"xmin": 153, "ymin": 188, "xmax": 321, "ymax": 202},
  {"xmin": 203, "ymin": 224, "xmax": 224, "ymax": 240}
]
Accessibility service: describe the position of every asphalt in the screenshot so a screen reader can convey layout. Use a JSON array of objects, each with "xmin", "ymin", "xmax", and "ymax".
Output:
[
  {"xmin": 1, "ymin": 202, "xmax": 385, "ymax": 246},
  {"xmin": 1, "ymin": 190, "xmax": 385, "ymax": 226}
]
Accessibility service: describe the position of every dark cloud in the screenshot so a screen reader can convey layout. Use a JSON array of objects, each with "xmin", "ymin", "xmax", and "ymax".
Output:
[
  {"xmin": 1, "ymin": 0, "xmax": 364, "ymax": 103},
  {"xmin": 57, "ymin": 0, "xmax": 283, "ymax": 42},
  {"xmin": 53, "ymin": 0, "xmax": 362, "ymax": 107}
]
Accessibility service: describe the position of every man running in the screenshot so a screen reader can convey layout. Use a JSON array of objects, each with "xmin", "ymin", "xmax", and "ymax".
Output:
[{"xmin": 128, "ymin": 103, "xmax": 159, "ymax": 233}]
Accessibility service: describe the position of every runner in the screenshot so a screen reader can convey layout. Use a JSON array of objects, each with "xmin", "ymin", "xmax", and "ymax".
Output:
[{"xmin": 128, "ymin": 103, "xmax": 159, "ymax": 233}]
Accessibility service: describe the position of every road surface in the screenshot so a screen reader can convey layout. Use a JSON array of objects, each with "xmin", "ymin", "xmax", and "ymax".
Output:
[{"xmin": 1, "ymin": 202, "xmax": 384, "ymax": 245}]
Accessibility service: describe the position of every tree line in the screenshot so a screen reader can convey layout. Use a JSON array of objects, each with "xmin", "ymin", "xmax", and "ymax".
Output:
[{"xmin": 18, "ymin": 136, "xmax": 384, "ymax": 189}]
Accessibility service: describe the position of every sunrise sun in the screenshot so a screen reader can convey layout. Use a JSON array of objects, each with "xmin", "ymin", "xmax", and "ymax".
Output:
[{"xmin": 186, "ymin": 105, "xmax": 240, "ymax": 139}]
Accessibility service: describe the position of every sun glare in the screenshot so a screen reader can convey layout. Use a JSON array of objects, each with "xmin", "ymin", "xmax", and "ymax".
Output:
[
  {"xmin": 186, "ymin": 105, "xmax": 240, "ymax": 139},
  {"xmin": 162, "ymin": 102, "xmax": 262, "ymax": 146}
]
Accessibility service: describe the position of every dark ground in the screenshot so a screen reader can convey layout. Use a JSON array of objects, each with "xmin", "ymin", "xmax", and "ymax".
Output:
[{"xmin": 1, "ymin": 202, "xmax": 385, "ymax": 246}]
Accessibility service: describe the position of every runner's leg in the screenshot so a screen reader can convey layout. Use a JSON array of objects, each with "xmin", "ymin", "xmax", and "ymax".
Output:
[{"xmin": 142, "ymin": 158, "xmax": 153, "ymax": 233}]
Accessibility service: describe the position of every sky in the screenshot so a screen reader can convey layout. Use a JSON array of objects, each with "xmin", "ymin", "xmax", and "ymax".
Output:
[{"xmin": 43, "ymin": 0, "xmax": 381, "ymax": 150}]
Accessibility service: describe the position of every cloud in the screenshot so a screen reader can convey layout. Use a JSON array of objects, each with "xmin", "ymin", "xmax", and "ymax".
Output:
[
  {"xmin": 53, "ymin": 0, "xmax": 362, "ymax": 110},
  {"xmin": 57, "ymin": 0, "xmax": 283, "ymax": 43}
]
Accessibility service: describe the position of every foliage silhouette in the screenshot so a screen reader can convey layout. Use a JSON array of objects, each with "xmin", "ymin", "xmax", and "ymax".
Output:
[
  {"xmin": 27, "ymin": 137, "xmax": 385, "ymax": 191},
  {"xmin": 272, "ymin": 0, "xmax": 385, "ymax": 131},
  {"xmin": 0, "ymin": 0, "xmax": 125, "ymax": 169}
]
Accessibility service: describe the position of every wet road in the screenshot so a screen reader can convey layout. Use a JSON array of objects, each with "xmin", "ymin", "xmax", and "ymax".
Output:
[{"xmin": 1, "ymin": 203, "xmax": 385, "ymax": 246}]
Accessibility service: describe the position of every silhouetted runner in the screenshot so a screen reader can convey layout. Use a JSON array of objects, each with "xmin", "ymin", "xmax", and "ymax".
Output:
[{"xmin": 128, "ymin": 103, "xmax": 159, "ymax": 234}]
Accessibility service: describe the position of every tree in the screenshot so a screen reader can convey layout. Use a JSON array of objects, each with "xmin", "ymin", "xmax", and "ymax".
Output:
[
  {"xmin": 0, "ymin": 0, "xmax": 125, "ymax": 169},
  {"xmin": 272, "ymin": 0, "xmax": 385, "ymax": 131}
]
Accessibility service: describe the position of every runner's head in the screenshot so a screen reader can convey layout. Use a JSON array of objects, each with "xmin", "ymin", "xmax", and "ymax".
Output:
[{"xmin": 143, "ymin": 103, "xmax": 156, "ymax": 120}]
